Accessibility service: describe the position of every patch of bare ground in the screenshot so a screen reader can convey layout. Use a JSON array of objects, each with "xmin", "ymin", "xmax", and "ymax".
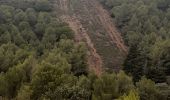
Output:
[
  {"xmin": 52, "ymin": 0, "xmax": 128, "ymax": 75},
  {"xmin": 61, "ymin": 15, "xmax": 103, "ymax": 76},
  {"xmin": 89, "ymin": 0, "xmax": 128, "ymax": 54}
]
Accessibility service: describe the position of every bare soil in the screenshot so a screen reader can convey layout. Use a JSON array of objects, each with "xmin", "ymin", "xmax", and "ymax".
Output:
[{"xmin": 53, "ymin": 0, "xmax": 128, "ymax": 75}]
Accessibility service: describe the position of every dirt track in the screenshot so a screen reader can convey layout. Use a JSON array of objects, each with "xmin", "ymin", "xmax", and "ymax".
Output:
[
  {"xmin": 92, "ymin": 0, "xmax": 127, "ymax": 53},
  {"xmin": 53, "ymin": 0, "xmax": 127, "ymax": 75},
  {"xmin": 61, "ymin": 15, "xmax": 103, "ymax": 76}
]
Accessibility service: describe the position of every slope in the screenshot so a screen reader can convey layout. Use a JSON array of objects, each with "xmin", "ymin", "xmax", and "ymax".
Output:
[{"xmin": 52, "ymin": 0, "xmax": 127, "ymax": 74}]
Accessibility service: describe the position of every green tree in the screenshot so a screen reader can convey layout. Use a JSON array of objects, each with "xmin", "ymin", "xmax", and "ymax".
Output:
[
  {"xmin": 31, "ymin": 49, "xmax": 73, "ymax": 99},
  {"xmin": 70, "ymin": 43, "xmax": 88, "ymax": 76},
  {"xmin": 119, "ymin": 90, "xmax": 140, "ymax": 100},
  {"xmin": 117, "ymin": 71, "xmax": 134, "ymax": 95},
  {"xmin": 14, "ymin": 10, "xmax": 27, "ymax": 25},
  {"xmin": 34, "ymin": 0, "xmax": 51, "ymax": 11},
  {"xmin": 35, "ymin": 22, "xmax": 46, "ymax": 39},
  {"xmin": 25, "ymin": 8, "xmax": 37, "ymax": 26},
  {"xmin": 16, "ymin": 85, "xmax": 32, "ymax": 100},
  {"xmin": 0, "ymin": 56, "xmax": 35, "ymax": 98},
  {"xmin": 92, "ymin": 71, "xmax": 134, "ymax": 100},
  {"xmin": 136, "ymin": 77, "xmax": 162, "ymax": 100}
]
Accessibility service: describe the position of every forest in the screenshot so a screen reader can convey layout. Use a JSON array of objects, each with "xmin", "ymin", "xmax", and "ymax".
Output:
[
  {"xmin": 0, "ymin": 0, "xmax": 169, "ymax": 100},
  {"xmin": 99, "ymin": 0, "xmax": 170, "ymax": 82}
]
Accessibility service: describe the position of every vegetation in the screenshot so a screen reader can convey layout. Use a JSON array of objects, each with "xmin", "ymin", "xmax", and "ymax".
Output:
[
  {"xmin": 100, "ymin": 0, "xmax": 170, "ymax": 99},
  {"xmin": 100, "ymin": 0, "xmax": 170, "ymax": 83},
  {"xmin": 0, "ymin": 0, "xmax": 169, "ymax": 100}
]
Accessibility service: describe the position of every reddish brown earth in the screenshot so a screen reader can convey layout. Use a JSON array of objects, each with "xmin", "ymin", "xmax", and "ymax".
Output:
[
  {"xmin": 53, "ymin": 0, "xmax": 128, "ymax": 75},
  {"xmin": 61, "ymin": 15, "xmax": 103, "ymax": 76}
]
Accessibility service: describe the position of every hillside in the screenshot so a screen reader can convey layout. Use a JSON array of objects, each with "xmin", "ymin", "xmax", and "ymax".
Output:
[
  {"xmin": 0, "ymin": 0, "xmax": 169, "ymax": 99},
  {"xmin": 52, "ymin": 0, "xmax": 127, "ymax": 74}
]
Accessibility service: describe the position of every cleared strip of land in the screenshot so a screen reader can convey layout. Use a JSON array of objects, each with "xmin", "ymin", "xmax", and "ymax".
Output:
[{"xmin": 53, "ymin": 0, "xmax": 128, "ymax": 74}]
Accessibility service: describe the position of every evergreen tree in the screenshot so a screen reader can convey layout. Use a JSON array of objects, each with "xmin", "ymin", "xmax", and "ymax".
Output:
[{"xmin": 136, "ymin": 77, "xmax": 162, "ymax": 100}]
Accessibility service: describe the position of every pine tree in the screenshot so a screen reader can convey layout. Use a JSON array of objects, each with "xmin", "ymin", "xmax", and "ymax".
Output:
[{"xmin": 136, "ymin": 77, "xmax": 162, "ymax": 100}]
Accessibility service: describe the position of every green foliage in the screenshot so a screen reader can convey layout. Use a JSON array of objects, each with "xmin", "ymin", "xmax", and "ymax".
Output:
[
  {"xmin": 100, "ymin": 0, "xmax": 170, "ymax": 83},
  {"xmin": 25, "ymin": 8, "xmax": 37, "ymax": 26},
  {"xmin": 0, "ymin": 43, "xmax": 30, "ymax": 72},
  {"xmin": 0, "ymin": 56, "xmax": 35, "ymax": 98},
  {"xmin": 34, "ymin": 0, "xmax": 51, "ymax": 11},
  {"xmin": 30, "ymin": 48, "xmax": 90, "ymax": 100},
  {"xmin": 118, "ymin": 90, "xmax": 140, "ymax": 100},
  {"xmin": 136, "ymin": 77, "xmax": 162, "ymax": 100},
  {"xmin": 0, "ymin": 0, "xmax": 168, "ymax": 99},
  {"xmin": 92, "ymin": 71, "xmax": 134, "ymax": 100},
  {"xmin": 0, "ymin": 1, "xmax": 78, "ymax": 99},
  {"xmin": 57, "ymin": 40, "xmax": 87, "ymax": 76},
  {"xmin": 16, "ymin": 85, "xmax": 32, "ymax": 100}
]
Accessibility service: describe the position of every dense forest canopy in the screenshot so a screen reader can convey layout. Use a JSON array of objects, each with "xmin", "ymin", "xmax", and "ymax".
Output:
[
  {"xmin": 0, "ymin": 0, "xmax": 169, "ymax": 100},
  {"xmin": 100, "ymin": 0, "xmax": 170, "ymax": 83}
]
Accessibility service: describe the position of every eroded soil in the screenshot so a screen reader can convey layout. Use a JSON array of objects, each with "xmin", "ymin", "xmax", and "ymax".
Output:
[{"xmin": 52, "ymin": 0, "xmax": 128, "ymax": 75}]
